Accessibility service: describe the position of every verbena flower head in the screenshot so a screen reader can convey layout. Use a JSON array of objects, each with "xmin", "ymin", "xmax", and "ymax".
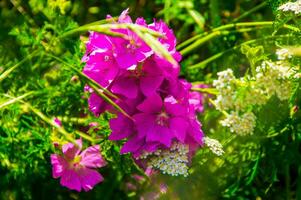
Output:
[{"xmin": 51, "ymin": 139, "xmax": 107, "ymax": 192}]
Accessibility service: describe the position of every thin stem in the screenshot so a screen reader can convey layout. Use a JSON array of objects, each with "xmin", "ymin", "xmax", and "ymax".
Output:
[
  {"xmin": 46, "ymin": 53, "xmax": 118, "ymax": 99},
  {"xmin": 180, "ymin": 27, "xmax": 256, "ymax": 56},
  {"xmin": 0, "ymin": 91, "xmax": 35, "ymax": 110},
  {"xmin": 180, "ymin": 31, "xmax": 221, "ymax": 56},
  {"xmin": 177, "ymin": 21, "xmax": 299, "ymax": 52},
  {"xmin": 0, "ymin": 50, "xmax": 38, "ymax": 83},
  {"xmin": 232, "ymin": 2, "xmax": 268, "ymax": 22},
  {"xmin": 60, "ymin": 23, "xmax": 163, "ymax": 39},
  {"xmin": 47, "ymin": 54, "xmax": 132, "ymax": 120},
  {"xmin": 208, "ymin": 98, "xmax": 229, "ymax": 117},
  {"xmin": 4, "ymin": 94, "xmax": 75, "ymax": 144},
  {"xmin": 57, "ymin": 116, "xmax": 88, "ymax": 125},
  {"xmin": 188, "ymin": 34, "xmax": 293, "ymax": 70},
  {"xmin": 191, "ymin": 87, "xmax": 218, "ymax": 95}
]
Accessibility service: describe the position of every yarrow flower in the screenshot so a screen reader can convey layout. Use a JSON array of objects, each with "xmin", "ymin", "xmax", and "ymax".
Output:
[
  {"xmin": 276, "ymin": 48, "xmax": 292, "ymax": 60},
  {"xmin": 213, "ymin": 57, "xmax": 295, "ymax": 135},
  {"xmin": 256, "ymin": 61, "xmax": 293, "ymax": 101},
  {"xmin": 220, "ymin": 111, "xmax": 256, "ymax": 135},
  {"xmin": 82, "ymin": 9, "xmax": 205, "ymax": 176},
  {"xmin": 278, "ymin": 0, "xmax": 301, "ymax": 14},
  {"xmin": 204, "ymin": 137, "xmax": 224, "ymax": 156},
  {"xmin": 139, "ymin": 142, "xmax": 190, "ymax": 177},
  {"xmin": 51, "ymin": 139, "xmax": 107, "ymax": 192}
]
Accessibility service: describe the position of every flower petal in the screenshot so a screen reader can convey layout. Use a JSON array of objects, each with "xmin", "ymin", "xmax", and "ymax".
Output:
[
  {"xmin": 62, "ymin": 139, "xmax": 82, "ymax": 160},
  {"xmin": 50, "ymin": 154, "xmax": 67, "ymax": 178},
  {"xmin": 78, "ymin": 168, "xmax": 104, "ymax": 192},
  {"xmin": 146, "ymin": 125, "xmax": 173, "ymax": 147},
  {"xmin": 137, "ymin": 94, "xmax": 162, "ymax": 113},
  {"xmin": 170, "ymin": 117, "xmax": 188, "ymax": 142},
  {"xmin": 120, "ymin": 136, "xmax": 144, "ymax": 154},
  {"xmin": 109, "ymin": 114, "xmax": 134, "ymax": 140},
  {"xmin": 60, "ymin": 169, "xmax": 82, "ymax": 192},
  {"xmin": 140, "ymin": 75, "xmax": 164, "ymax": 96},
  {"xmin": 111, "ymin": 76, "xmax": 138, "ymax": 99},
  {"xmin": 80, "ymin": 145, "xmax": 107, "ymax": 168}
]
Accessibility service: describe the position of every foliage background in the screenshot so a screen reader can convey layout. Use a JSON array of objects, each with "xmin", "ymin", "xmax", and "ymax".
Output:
[{"xmin": 1, "ymin": 0, "xmax": 301, "ymax": 199}]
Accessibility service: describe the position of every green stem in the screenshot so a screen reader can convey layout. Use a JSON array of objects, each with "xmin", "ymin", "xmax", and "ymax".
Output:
[
  {"xmin": 188, "ymin": 34, "xmax": 293, "ymax": 69},
  {"xmin": 0, "ymin": 50, "xmax": 38, "ymax": 83},
  {"xmin": 75, "ymin": 130, "xmax": 99, "ymax": 143},
  {"xmin": 57, "ymin": 116, "xmax": 88, "ymax": 125},
  {"xmin": 232, "ymin": 2, "xmax": 268, "ymax": 22},
  {"xmin": 180, "ymin": 31, "xmax": 221, "ymax": 56},
  {"xmin": 60, "ymin": 23, "xmax": 162, "ymax": 39},
  {"xmin": 46, "ymin": 53, "xmax": 117, "ymax": 99},
  {"xmin": 177, "ymin": 21, "xmax": 299, "ymax": 52},
  {"xmin": 181, "ymin": 27, "xmax": 256, "ymax": 56},
  {"xmin": 47, "ymin": 54, "xmax": 132, "ymax": 120},
  {"xmin": 208, "ymin": 98, "xmax": 229, "ymax": 116},
  {"xmin": 191, "ymin": 87, "xmax": 218, "ymax": 95},
  {"xmin": 0, "ymin": 91, "xmax": 35, "ymax": 110},
  {"xmin": 212, "ymin": 21, "xmax": 298, "ymax": 32}
]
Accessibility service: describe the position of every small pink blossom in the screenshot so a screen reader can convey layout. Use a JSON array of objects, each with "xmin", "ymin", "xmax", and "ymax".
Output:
[
  {"xmin": 51, "ymin": 139, "xmax": 106, "ymax": 192},
  {"xmin": 53, "ymin": 118, "xmax": 62, "ymax": 127}
]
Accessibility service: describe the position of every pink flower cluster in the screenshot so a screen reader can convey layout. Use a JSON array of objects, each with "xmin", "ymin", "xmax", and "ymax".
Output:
[{"xmin": 83, "ymin": 10, "xmax": 204, "ymax": 162}]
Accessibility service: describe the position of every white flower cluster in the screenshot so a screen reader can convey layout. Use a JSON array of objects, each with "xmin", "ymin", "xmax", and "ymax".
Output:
[
  {"xmin": 276, "ymin": 48, "xmax": 292, "ymax": 60},
  {"xmin": 141, "ymin": 142, "xmax": 189, "ymax": 177},
  {"xmin": 213, "ymin": 69, "xmax": 236, "ymax": 110},
  {"xmin": 278, "ymin": 0, "xmax": 301, "ymax": 14},
  {"xmin": 213, "ymin": 59, "xmax": 294, "ymax": 135},
  {"xmin": 256, "ymin": 61, "xmax": 293, "ymax": 101},
  {"xmin": 204, "ymin": 137, "xmax": 224, "ymax": 156},
  {"xmin": 213, "ymin": 69, "xmax": 268, "ymax": 112},
  {"xmin": 221, "ymin": 111, "xmax": 256, "ymax": 136}
]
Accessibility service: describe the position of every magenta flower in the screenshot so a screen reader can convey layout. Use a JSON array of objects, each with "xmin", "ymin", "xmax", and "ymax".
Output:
[
  {"xmin": 111, "ymin": 30, "xmax": 152, "ymax": 69},
  {"xmin": 81, "ymin": 9, "xmax": 206, "ymax": 176},
  {"xmin": 111, "ymin": 59, "xmax": 164, "ymax": 98},
  {"xmin": 108, "ymin": 9, "xmax": 152, "ymax": 69},
  {"xmin": 133, "ymin": 94, "xmax": 189, "ymax": 147},
  {"xmin": 51, "ymin": 139, "xmax": 107, "ymax": 192},
  {"xmin": 53, "ymin": 117, "xmax": 62, "ymax": 127}
]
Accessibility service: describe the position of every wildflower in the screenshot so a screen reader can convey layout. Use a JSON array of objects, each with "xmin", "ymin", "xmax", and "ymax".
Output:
[
  {"xmin": 278, "ymin": 0, "xmax": 301, "ymax": 14},
  {"xmin": 213, "ymin": 69, "xmax": 236, "ymax": 111},
  {"xmin": 256, "ymin": 61, "xmax": 292, "ymax": 100},
  {"xmin": 276, "ymin": 48, "xmax": 292, "ymax": 60},
  {"xmin": 53, "ymin": 117, "xmax": 62, "ymax": 127},
  {"xmin": 50, "ymin": 139, "xmax": 106, "ymax": 192},
  {"xmin": 221, "ymin": 111, "xmax": 256, "ymax": 135},
  {"xmin": 110, "ymin": 59, "xmax": 164, "ymax": 98},
  {"xmin": 82, "ymin": 9, "xmax": 205, "ymax": 177},
  {"xmin": 146, "ymin": 142, "xmax": 189, "ymax": 177},
  {"xmin": 133, "ymin": 94, "xmax": 189, "ymax": 147},
  {"xmin": 204, "ymin": 137, "xmax": 224, "ymax": 156}
]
